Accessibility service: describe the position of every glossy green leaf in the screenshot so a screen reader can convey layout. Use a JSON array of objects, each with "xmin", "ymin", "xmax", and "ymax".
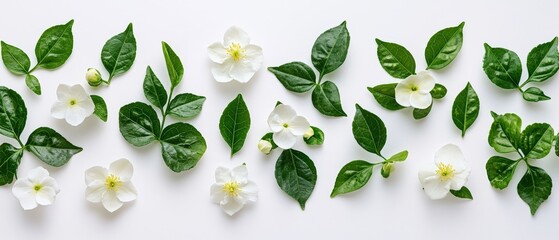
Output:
[
  {"xmin": 91, "ymin": 95, "xmax": 108, "ymax": 122},
  {"xmin": 119, "ymin": 102, "xmax": 161, "ymax": 147},
  {"xmin": 35, "ymin": 20, "xmax": 74, "ymax": 69},
  {"xmin": 143, "ymin": 66, "xmax": 168, "ymax": 110},
  {"xmin": 367, "ymin": 84, "xmax": 405, "ymax": 111},
  {"xmin": 353, "ymin": 104, "xmax": 386, "ymax": 155},
  {"xmin": 488, "ymin": 112, "xmax": 522, "ymax": 153},
  {"xmin": 452, "ymin": 82, "xmax": 480, "ymax": 137},
  {"xmin": 25, "ymin": 127, "xmax": 82, "ymax": 167},
  {"xmin": 522, "ymin": 87, "xmax": 550, "ymax": 102},
  {"xmin": 1, "ymin": 41, "xmax": 30, "ymax": 75},
  {"xmin": 0, "ymin": 86, "xmax": 27, "ymax": 139},
  {"xmin": 375, "ymin": 39, "xmax": 416, "ymax": 79},
  {"xmin": 311, "ymin": 81, "xmax": 346, "ymax": 117},
  {"xmin": 275, "ymin": 149, "xmax": 317, "ymax": 210},
  {"xmin": 431, "ymin": 83, "xmax": 447, "ymax": 99},
  {"xmin": 311, "ymin": 21, "xmax": 350, "ymax": 77},
  {"xmin": 219, "ymin": 94, "xmax": 250, "ymax": 156},
  {"xmin": 168, "ymin": 93, "xmax": 206, "ymax": 119},
  {"xmin": 520, "ymin": 123, "xmax": 554, "ymax": 159},
  {"xmin": 102, "ymin": 23, "xmax": 137, "ymax": 78},
  {"xmin": 386, "ymin": 150, "xmax": 408, "ymax": 162},
  {"xmin": 425, "ymin": 22, "xmax": 465, "ymax": 70},
  {"xmin": 162, "ymin": 41, "xmax": 183, "ymax": 87},
  {"xmin": 304, "ymin": 126, "xmax": 324, "ymax": 146},
  {"xmin": 486, "ymin": 156, "xmax": 519, "ymax": 189},
  {"xmin": 482, "ymin": 44, "xmax": 522, "ymax": 89},
  {"xmin": 450, "ymin": 186, "xmax": 473, "ymax": 200},
  {"xmin": 0, "ymin": 143, "xmax": 23, "ymax": 186},
  {"xmin": 331, "ymin": 160, "xmax": 374, "ymax": 197},
  {"xmin": 517, "ymin": 166, "xmax": 552, "ymax": 215},
  {"xmin": 526, "ymin": 37, "xmax": 559, "ymax": 83},
  {"xmin": 25, "ymin": 74, "xmax": 41, "ymax": 95},
  {"xmin": 160, "ymin": 122, "xmax": 207, "ymax": 172},
  {"xmin": 412, "ymin": 104, "xmax": 432, "ymax": 120},
  {"xmin": 268, "ymin": 62, "xmax": 316, "ymax": 93},
  {"xmin": 555, "ymin": 133, "xmax": 559, "ymax": 157}
]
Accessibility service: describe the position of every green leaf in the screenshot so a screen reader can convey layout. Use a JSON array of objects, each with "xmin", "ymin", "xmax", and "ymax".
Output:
[
  {"xmin": 268, "ymin": 62, "xmax": 317, "ymax": 93},
  {"xmin": 311, "ymin": 21, "xmax": 350, "ymax": 77},
  {"xmin": 275, "ymin": 149, "xmax": 317, "ymax": 210},
  {"xmin": 1, "ymin": 41, "xmax": 30, "ymax": 75},
  {"xmin": 35, "ymin": 20, "xmax": 74, "ymax": 69},
  {"xmin": 162, "ymin": 41, "xmax": 184, "ymax": 87},
  {"xmin": 143, "ymin": 66, "xmax": 168, "ymax": 110},
  {"xmin": 219, "ymin": 94, "xmax": 250, "ymax": 156},
  {"xmin": 353, "ymin": 104, "xmax": 386, "ymax": 155},
  {"xmin": 119, "ymin": 102, "xmax": 161, "ymax": 147},
  {"xmin": 520, "ymin": 123, "xmax": 554, "ymax": 159},
  {"xmin": 517, "ymin": 166, "xmax": 552, "ymax": 215},
  {"xmin": 304, "ymin": 126, "xmax": 324, "ymax": 146},
  {"xmin": 367, "ymin": 84, "xmax": 405, "ymax": 111},
  {"xmin": 555, "ymin": 133, "xmax": 559, "ymax": 157},
  {"xmin": 522, "ymin": 87, "xmax": 550, "ymax": 102},
  {"xmin": 101, "ymin": 23, "xmax": 137, "ymax": 78},
  {"xmin": 486, "ymin": 156, "xmax": 519, "ymax": 189},
  {"xmin": 386, "ymin": 150, "xmax": 408, "ymax": 162},
  {"xmin": 431, "ymin": 83, "xmax": 447, "ymax": 99},
  {"xmin": 311, "ymin": 81, "xmax": 346, "ymax": 117},
  {"xmin": 0, "ymin": 86, "xmax": 27, "ymax": 139},
  {"xmin": 482, "ymin": 44, "xmax": 522, "ymax": 89},
  {"xmin": 526, "ymin": 37, "xmax": 559, "ymax": 83},
  {"xmin": 91, "ymin": 95, "xmax": 108, "ymax": 122},
  {"xmin": 452, "ymin": 82, "xmax": 480, "ymax": 137},
  {"xmin": 450, "ymin": 186, "xmax": 473, "ymax": 200},
  {"xmin": 25, "ymin": 74, "xmax": 41, "ymax": 95},
  {"xmin": 330, "ymin": 160, "xmax": 373, "ymax": 197},
  {"xmin": 25, "ymin": 127, "xmax": 82, "ymax": 167},
  {"xmin": 488, "ymin": 112, "xmax": 522, "ymax": 153},
  {"xmin": 425, "ymin": 22, "xmax": 465, "ymax": 70},
  {"xmin": 168, "ymin": 93, "xmax": 206, "ymax": 119},
  {"xmin": 160, "ymin": 122, "xmax": 207, "ymax": 172},
  {"xmin": 412, "ymin": 104, "xmax": 432, "ymax": 120},
  {"xmin": 375, "ymin": 38, "xmax": 416, "ymax": 79},
  {"xmin": 0, "ymin": 143, "xmax": 23, "ymax": 186}
]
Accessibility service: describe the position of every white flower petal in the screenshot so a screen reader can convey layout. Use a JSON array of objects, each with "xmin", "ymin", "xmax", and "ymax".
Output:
[
  {"xmin": 41, "ymin": 177, "xmax": 60, "ymax": 193},
  {"xmin": 102, "ymin": 190, "xmax": 123, "ymax": 212},
  {"xmin": 223, "ymin": 26, "xmax": 250, "ymax": 47},
  {"xmin": 210, "ymin": 184, "xmax": 226, "ymax": 203},
  {"xmin": 395, "ymin": 82, "xmax": 412, "ymax": 107},
  {"xmin": 230, "ymin": 62, "xmax": 256, "ymax": 83},
  {"xmin": 273, "ymin": 129, "xmax": 297, "ymax": 149},
  {"xmin": 36, "ymin": 186, "xmax": 57, "ymax": 206},
  {"xmin": 56, "ymin": 84, "xmax": 72, "ymax": 100},
  {"xmin": 243, "ymin": 44, "xmax": 263, "ymax": 71},
  {"xmin": 288, "ymin": 116, "xmax": 310, "ymax": 136},
  {"xmin": 215, "ymin": 166, "xmax": 231, "ymax": 184},
  {"xmin": 85, "ymin": 166, "xmax": 108, "ymax": 185},
  {"xmin": 268, "ymin": 104, "xmax": 297, "ymax": 125},
  {"xmin": 422, "ymin": 176, "xmax": 451, "ymax": 200},
  {"xmin": 416, "ymin": 71, "xmax": 436, "ymax": 93},
  {"xmin": 231, "ymin": 165, "xmax": 248, "ymax": 184},
  {"xmin": 109, "ymin": 159, "xmax": 134, "ymax": 182},
  {"xmin": 208, "ymin": 42, "xmax": 229, "ymax": 64},
  {"xmin": 17, "ymin": 191, "xmax": 38, "ymax": 210},
  {"xmin": 116, "ymin": 182, "xmax": 138, "ymax": 202},
  {"xmin": 70, "ymin": 84, "xmax": 90, "ymax": 100},
  {"xmin": 65, "ymin": 106, "xmax": 89, "ymax": 126},
  {"xmin": 240, "ymin": 181, "xmax": 258, "ymax": 203},
  {"xmin": 79, "ymin": 97, "xmax": 95, "ymax": 116},
  {"xmin": 220, "ymin": 195, "xmax": 245, "ymax": 216},
  {"xmin": 418, "ymin": 165, "xmax": 438, "ymax": 185},
  {"xmin": 50, "ymin": 102, "xmax": 67, "ymax": 119},
  {"xmin": 12, "ymin": 179, "xmax": 33, "ymax": 198},
  {"xmin": 450, "ymin": 168, "xmax": 471, "ymax": 190},
  {"xmin": 27, "ymin": 167, "xmax": 49, "ymax": 182},
  {"xmin": 85, "ymin": 181, "xmax": 105, "ymax": 203},
  {"xmin": 409, "ymin": 92, "xmax": 432, "ymax": 109},
  {"xmin": 210, "ymin": 61, "xmax": 234, "ymax": 83},
  {"xmin": 434, "ymin": 144, "xmax": 466, "ymax": 170}
]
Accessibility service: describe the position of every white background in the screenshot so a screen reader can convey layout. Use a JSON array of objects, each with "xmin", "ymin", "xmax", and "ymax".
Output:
[{"xmin": 0, "ymin": 0, "xmax": 558, "ymax": 239}]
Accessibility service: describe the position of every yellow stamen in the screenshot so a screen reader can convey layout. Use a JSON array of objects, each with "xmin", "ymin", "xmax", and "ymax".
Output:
[
  {"xmin": 226, "ymin": 43, "xmax": 245, "ymax": 61},
  {"xmin": 436, "ymin": 162, "xmax": 455, "ymax": 181},
  {"xmin": 222, "ymin": 181, "xmax": 240, "ymax": 197},
  {"xmin": 69, "ymin": 99, "xmax": 77, "ymax": 106},
  {"xmin": 33, "ymin": 184, "xmax": 42, "ymax": 192},
  {"xmin": 282, "ymin": 123, "xmax": 289, "ymax": 128},
  {"xmin": 105, "ymin": 174, "xmax": 122, "ymax": 191}
]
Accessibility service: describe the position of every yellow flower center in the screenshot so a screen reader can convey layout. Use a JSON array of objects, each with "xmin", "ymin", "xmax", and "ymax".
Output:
[
  {"xmin": 226, "ymin": 43, "xmax": 245, "ymax": 61},
  {"xmin": 222, "ymin": 181, "xmax": 241, "ymax": 197},
  {"xmin": 436, "ymin": 162, "xmax": 455, "ymax": 181},
  {"xmin": 33, "ymin": 184, "xmax": 42, "ymax": 192},
  {"xmin": 105, "ymin": 174, "xmax": 122, "ymax": 191},
  {"xmin": 282, "ymin": 123, "xmax": 289, "ymax": 128},
  {"xmin": 69, "ymin": 99, "xmax": 77, "ymax": 106},
  {"xmin": 411, "ymin": 85, "xmax": 419, "ymax": 91}
]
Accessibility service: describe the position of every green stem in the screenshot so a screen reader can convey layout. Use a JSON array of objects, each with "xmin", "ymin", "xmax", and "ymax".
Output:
[
  {"xmin": 14, "ymin": 135, "xmax": 24, "ymax": 148},
  {"xmin": 519, "ymin": 80, "xmax": 530, "ymax": 88},
  {"xmin": 28, "ymin": 65, "xmax": 38, "ymax": 73},
  {"xmin": 159, "ymin": 86, "xmax": 175, "ymax": 135},
  {"xmin": 106, "ymin": 74, "xmax": 114, "ymax": 85}
]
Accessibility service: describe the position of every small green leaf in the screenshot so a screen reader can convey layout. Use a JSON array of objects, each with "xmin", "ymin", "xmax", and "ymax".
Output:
[
  {"xmin": 275, "ymin": 149, "xmax": 317, "ymax": 210},
  {"xmin": 367, "ymin": 84, "xmax": 405, "ymax": 111},
  {"xmin": 520, "ymin": 123, "xmax": 554, "ymax": 159},
  {"xmin": 482, "ymin": 44, "xmax": 522, "ymax": 89},
  {"xmin": 386, "ymin": 150, "xmax": 408, "ymax": 162},
  {"xmin": 1, "ymin": 41, "xmax": 30, "ymax": 75},
  {"xmin": 26, "ymin": 127, "xmax": 82, "ymax": 167},
  {"xmin": 35, "ymin": 20, "xmax": 74, "ymax": 69},
  {"xmin": 91, "ymin": 95, "xmax": 108, "ymax": 122},
  {"xmin": 526, "ymin": 37, "xmax": 559, "ymax": 83},
  {"xmin": 268, "ymin": 62, "xmax": 317, "ymax": 93},
  {"xmin": 160, "ymin": 122, "xmax": 207, "ymax": 172},
  {"xmin": 119, "ymin": 102, "xmax": 161, "ymax": 147},
  {"xmin": 452, "ymin": 82, "xmax": 480, "ymax": 137},
  {"xmin": 425, "ymin": 22, "xmax": 465, "ymax": 70},
  {"xmin": 219, "ymin": 94, "xmax": 250, "ymax": 156},
  {"xmin": 488, "ymin": 112, "xmax": 522, "ymax": 153},
  {"xmin": 0, "ymin": 86, "xmax": 27, "ymax": 139},
  {"xmin": 555, "ymin": 133, "xmax": 559, "ymax": 157},
  {"xmin": 311, "ymin": 21, "xmax": 350, "ymax": 77},
  {"xmin": 101, "ymin": 23, "xmax": 137, "ymax": 79},
  {"xmin": 330, "ymin": 160, "xmax": 373, "ymax": 197},
  {"xmin": 450, "ymin": 186, "xmax": 473, "ymax": 200},
  {"xmin": 162, "ymin": 41, "xmax": 184, "ymax": 87},
  {"xmin": 431, "ymin": 83, "xmax": 447, "ymax": 99},
  {"xmin": 353, "ymin": 104, "xmax": 386, "ymax": 155},
  {"xmin": 143, "ymin": 66, "xmax": 168, "ymax": 110},
  {"xmin": 168, "ymin": 93, "xmax": 206, "ymax": 119},
  {"xmin": 0, "ymin": 143, "xmax": 23, "ymax": 186},
  {"xmin": 517, "ymin": 166, "xmax": 552, "ymax": 215},
  {"xmin": 486, "ymin": 156, "xmax": 519, "ymax": 189},
  {"xmin": 375, "ymin": 38, "xmax": 416, "ymax": 79},
  {"xmin": 522, "ymin": 87, "xmax": 550, "ymax": 102},
  {"xmin": 311, "ymin": 81, "xmax": 346, "ymax": 117},
  {"xmin": 304, "ymin": 126, "xmax": 324, "ymax": 146},
  {"xmin": 412, "ymin": 104, "xmax": 432, "ymax": 120},
  {"xmin": 25, "ymin": 74, "xmax": 41, "ymax": 95}
]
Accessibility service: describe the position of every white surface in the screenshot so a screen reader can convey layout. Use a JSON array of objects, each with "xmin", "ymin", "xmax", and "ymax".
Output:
[{"xmin": 1, "ymin": 0, "xmax": 558, "ymax": 239}]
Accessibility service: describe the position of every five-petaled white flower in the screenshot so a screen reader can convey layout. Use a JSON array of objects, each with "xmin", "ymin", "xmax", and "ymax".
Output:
[
  {"xmin": 395, "ymin": 71, "xmax": 435, "ymax": 109},
  {"xmin": 210, "ymin": 164, "xmax": 258, "ymax": 216},
  {"xmin": 12, "ymin": 166, "xmax": 60, "ymax": 210},
  {"xmin": 267, "ymin": 104, "xmax": 310, "ymax": 149},
  {"xmin": 208, "ymin": 26, "xmax": 263, "ymax": 83},
  {"xmin": 419, "ymin": 144, "xmax": 471, "ymax": 200},
  {"xmin": 85, "ymin": 159, "xmax": 138, "ymax": 213},
  {"xmin": 51, "ymin": 84, "xmax": 95, "ymax": 126}
]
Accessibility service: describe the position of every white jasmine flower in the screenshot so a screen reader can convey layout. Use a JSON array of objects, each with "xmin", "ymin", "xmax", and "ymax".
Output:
[
  {"xmin": 85, "ymin": 159, "xmax": 138, "ymax": 213},
  {"xmin": 208, "ymin": 26, "xmax": 263, "ymax": 83},
  {"xmin": 12, "ymin": 166, "xmax": 60, "ymax": 210},
  {"xmin": 267, "ymin": 104, "xmax": 310, "ymax": 149},
  {"xmin": 51, "ymin": 84, "xmax": 95, "ymax": 126},
  {"xmin": 211, "ymin": 164, "xmax": 258, "ymax": 216},
  {"xmin": 395, "ymin": 71, "xmax": 435, "ymax": 109},
  {"xmin": 419, "ymin": 144, "xmax": 471, "ymax": 200},
  {"xmin": 258, "ymin": 140, "xmax": 273, "ymax": 154}
]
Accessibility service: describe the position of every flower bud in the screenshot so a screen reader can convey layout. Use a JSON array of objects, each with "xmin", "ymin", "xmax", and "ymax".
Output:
[
  {"xmin": 86, "ymin": 68, "xmax": 102, "ymax": 87},
  {"xmin": 258, "ymin": 140, "xmax": 273, "ymax": 154},
  {"xmin": 303, "ymin": 127, "xmax": 314, "ymax": 139},
  {"xmin": 381, "ymin": 162, "xmax": 394, "ymax": 178}
]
